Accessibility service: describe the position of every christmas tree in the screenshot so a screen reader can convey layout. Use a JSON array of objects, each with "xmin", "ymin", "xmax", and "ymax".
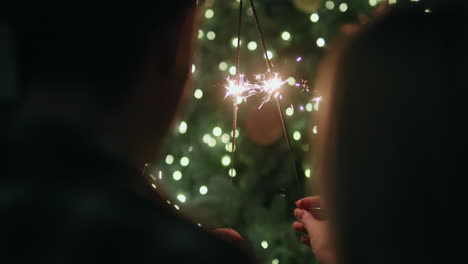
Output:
[{"xmin": 147, "ymin": 1, "xmax": 424, "ymax": 263}]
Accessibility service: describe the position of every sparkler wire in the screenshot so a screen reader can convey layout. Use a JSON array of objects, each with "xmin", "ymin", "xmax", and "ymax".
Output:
[
  {"xmin": 249, "ymin": 0, "xmax": 303, "ymax": 198},
  {"xmin": 230, "ymin": 0, "xmax": 243, "ymax": 184}
]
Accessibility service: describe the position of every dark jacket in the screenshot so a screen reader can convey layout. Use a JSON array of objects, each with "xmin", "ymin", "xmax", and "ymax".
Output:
[{"xmin": 1, "ymin": 118, "xmax": 255, "ymax": 263}]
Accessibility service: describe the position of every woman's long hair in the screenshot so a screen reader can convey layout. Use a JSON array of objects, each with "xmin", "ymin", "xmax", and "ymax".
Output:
[{"xmin": 316, "ymin": 2, "xmax": 466, "ymax": 263}]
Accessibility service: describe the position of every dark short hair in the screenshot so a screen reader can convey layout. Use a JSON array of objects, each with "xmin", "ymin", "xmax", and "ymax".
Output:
[{"xmin": 2, "ymin": 1, "xmax": 197, "ymax": 99}]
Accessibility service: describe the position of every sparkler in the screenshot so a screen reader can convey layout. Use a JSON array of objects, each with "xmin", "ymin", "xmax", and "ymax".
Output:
[
  {"xmin": 250, "ymin": 0, "xmax": 303, "ymax": 198},
  {"xmin": 224, "ymin": 0, "xmax": 304, "ymax": 198}
]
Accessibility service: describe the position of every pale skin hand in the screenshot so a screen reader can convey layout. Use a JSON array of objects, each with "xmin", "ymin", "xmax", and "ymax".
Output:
[{"xmin": 293, "ymin": 196, "xmax": 336, "ymax": 264}]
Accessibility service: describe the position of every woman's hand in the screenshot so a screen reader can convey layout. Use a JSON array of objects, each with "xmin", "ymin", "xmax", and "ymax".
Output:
[{"xmin": 293, "ymin": 196, "xmax": 336, "ymax": 264}]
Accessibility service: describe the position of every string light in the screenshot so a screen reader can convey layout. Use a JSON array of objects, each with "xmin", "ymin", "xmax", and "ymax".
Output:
[
  {"xmin": 165, "ymin": 154, "xmax": 174, "ymax": 165},
  {"xmin": 151, "ymin": 183, "xmax": 157, "ymax": 189},
  {"xmin": 229, "ymin": 66, "xmax": 237, "ymax": 75},
  {"xmin": 205, "ymin": 9, "xmax": 214, "ymax": 19},
  {"xmin": 194, "ymin": 89, "xmax": 203, "ymax": 99},
  {"xmin": 266, "ymin": 50, "xmax": 274, "ymax": 59},
  {"xmin": 316, "ymin": 37, "xmax": 326, "ymax": 47},
  {"xmin": 261, "ymin": 241, "xmax": 269, "ymax": 249},
  {"xmin": 339, "ymin": 3, "xmax": 348, "ymax": 12},
  {"xmin": 389, "ymin": 0, "xmax": 397, "ymax": 4},
  {"xmin": 272, "ymin": 259, "xmax": 279, "ymax": 264},
  {"xmin": 231, "ymin": 129, "xmax": 240, "ymax": 138},
  {"xmin": 192, "ymin": 64, "xmax": 196, "ymax": 73},
  {"xmin": 285, "ymin": 107, "xmax": 294, "ymax": 116},
  {"xmin": 232, "ymin": 37, "xmax": 242, "ymax": 47},
  {"xmin": 199, "ymin": 185, "xmax": 208, "ymax": 195},
  {"xmin": 229, "ymin": 168, "xmax": 237, "ymax": 177},
  {"xmin": 248, "ymin": 41, "xmax": 258, "ymax": 51},
  {"xmin": 305, "ymin": 169, "xmax": 311, "ymax": 178},
  {"xmin": 281, "ymin": 31, "xmax": 291, "ymax": 41},
  {"xmin": 219, "ymin": 61, "xmax": 228, "ymax": 71},
  {"xmin": 213, "ymin": 127, "xmax": 222, "ymax": 137},
  {"xmin": 207, "ymin": 31, "xmax": 216, "ymax": 40},
  {"xmin": 177, "ymin": 194, "xmax": 186, "ymax": 203},
  {"xmin": 313, "ymin": 125, "xmax": 318, "ymax": 134},
  {"xmin": 221, "ymin": 134, "xmax": 231, "ymax": 144},
  {"xmin": 208, "ymin": 138, "xmax": 217, "ymax": 147},
  {"xmin": 225, "ymin": 142, "xmax": 235, "ymax": 152},
  {"xmin": 325, "ymin": 1, "xmax": 335, "ymax": 10},
  {"xmin": 173, "ymin": 171, "xmax": 182, "ymax": 181},
  {"xmin": 174, "ymin": 205, "xmax": 180, "ymax": 210},
  {"xmin": 306, "ymin": 102, "xmax": 313, "ymax": 112},
  {"xmin": 198, "ymin": 29, "xmax": 204, "ymax": 39},
  {"xmin": 369, "ymin": 0, "xmax": 377, "ymax": 6},
  {"xmin": 222, "ymin": 155, "xmax": 231, "ymax": 166},
  {"xmin": 180, "ymin": 157, "xmax": 190, "ymax": 167},
  {"xmin": 287, "ymin": 77, "xmax": 296, "ymax": 86},
  {"xmin": 293, "ymin": 131, "xmax": 301, "ymax": 141},
  {"xmin": 202, "ymin": 134, "xmax": 211, "ymax": 144},
  {"xmin": 179, "ymin": 121, "xmax": 188, "ymax": 134},
  {"xmin": 310, "ymin": 13, "xmax": 319, "ymax": 23}
]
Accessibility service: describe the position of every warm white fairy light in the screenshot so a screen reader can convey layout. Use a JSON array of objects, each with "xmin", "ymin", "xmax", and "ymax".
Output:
[
  {"xmin": 229, "ymin": 66, "xmax": 237, "ymax": 75},
  {"xmin": 305, "ymin": 169, "xmax": 311, "ymax": 178},
  {"xmin": 389, "ymin": 0, "xmax": 397, "ymax": 4},
  {"xmin": 229, "ymin": 168, "xmax": 237, "ymax": 177},
  {"xmin": 194, "ymin": 89, "xmax": 203, "ymax": 99},
  {"xmin": 226, "ymin": 142, "xmax": 236, "ymax": 152},
  {"xmin": 286, "ymin": 107, "xmax": 294, "ymax": 116},
  {"xmin": 151, "ymin": 183, "xmax": 157, "ymax": 189},
  {"xmin": 180, "ymin": 157, "xmax": 190, "ymax": 167},
  {"xmin": 261, "ymin": 241, "xmax": 269, "ymax": 249},
  {"xmin": 205, "ymin": 9, "xmax": 214, "ymax": 19},
  {"xmin": 191, "ymin": 64, "xmax": 196, "ymax": 73},
  {"xmin": 177, "ymin": 194, "xmax": 186, "ymax": 203},
  {"xmin": 219, "ymin": 61, "xmax": 228, "ymax": 71},
  {"xmin": 232, "ymin": 37, "xmax": 242, "ymax": 47},
  {"xmin": 293, "ymin": 131, "xmax": 301, "ymax": 141},
  {"xmin": 207, "ymin": 31, "xmax": 216, "ymax": 40},
  {"xmin": 313, "ymin": 125, "xmax": 318, "ymax": 134},
  {"xmin": 369, "ymin": 0, "xmax": 377, "ymax": 6},
  {"xmin": 325, "ymin": 1, "xmax": 335, "ymax": 10},
  {"xmin": 165, "ymin": 154, "xmax": 174, "ymax": 165},
  {"xmin": 221, "ymin": 134, "xmax": 231, "ymax": 143},
  {"xmin": 339, "ymin": 3, "xmax": 348, "ymax": 12},
  {"xmin": 202, "ymin": 134, "xmax": 211, "ymax": 144},
  {"xmin": 310, "ymin": 13, "xmax": 319, "ymax": 23},
  {"xmin": 199, "ymin": 186, "xmax": 208, "ymax": 195},
  {"xmin": 208, "ymin": 138, "xmax": 217, "ymax": 147},
  {"xmin": 317, "ymin": 38, "xmax": 326, "ymax": 47},
  {"xmin": 266, "ymin": 50, "xmax": 274, "ymax": 59},
  {"xmin": 287, "ymin": 77, "xmax": 296, "ymax": 86},
  {"xmin": 198, "ymin": 29, "xmax": 204, "ymax": 39},
  {"xmin": 174, "ymin": 205, "xmax": 180, "ymax": 210},
  {"xmin": 221, "ymin": 155, "xmax": 231, "ymax": 166},
  {"xmin": 231, "ymin": 129, "xmax": 240, "ymax": 138},
  {"xmin": 306, "ymin": 102, "xmax": 313, "ymax": 112},
  {"xmin": 248, "ymin": 41, "xmax": 258, "ymax": 51},
  {"xmin": 173, "ymin": 171, "xmax": 182, "ymax": 181},
  {"xmin": 272, "ymin": 259, "xmax": 279, "ymax": 264},
  {"xmin": 281, "ymin": 31, "xmax": 291, "ymax": 41},
  {"xmin": 179, "ymin": 121, "xmax": 187, "ymax": 134},
  {"xmin": 213, "ymin": 127, "xmax": 222, "ymax": 137}
]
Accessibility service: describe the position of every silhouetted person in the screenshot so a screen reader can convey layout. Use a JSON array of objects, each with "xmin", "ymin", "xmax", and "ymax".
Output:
[
  {"xmin": 293, "ymin": 1, "xmax": 467, "ymax": 264},
  {"xmin": 1, "ymin": 2, "xmax": 255, "ymax": 263}
]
